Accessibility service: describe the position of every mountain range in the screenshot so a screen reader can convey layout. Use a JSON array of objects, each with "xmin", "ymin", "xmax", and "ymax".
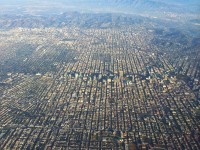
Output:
[{"xmin": 0, "ymin": 0, "xmax": 199, "ymax": 16}]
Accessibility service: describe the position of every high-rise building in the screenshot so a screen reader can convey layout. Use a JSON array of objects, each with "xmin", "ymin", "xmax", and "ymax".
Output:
[{"xmin": 119, "ymin": 71, "xmax": 124, "ymax": 77}]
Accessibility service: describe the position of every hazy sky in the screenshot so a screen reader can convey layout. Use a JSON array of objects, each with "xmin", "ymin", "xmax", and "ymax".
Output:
[{"xmin": 0, "ymin": 0, "xmax": 199, "ymax": 16}]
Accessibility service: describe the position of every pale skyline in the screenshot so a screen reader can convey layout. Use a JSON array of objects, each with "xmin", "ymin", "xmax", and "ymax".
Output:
[{"xmin": 0, "ymin": 0, "xmax": 199, "ymax": 16}]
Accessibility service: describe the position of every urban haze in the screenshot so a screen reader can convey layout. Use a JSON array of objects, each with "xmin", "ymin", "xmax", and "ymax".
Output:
[{"xmin": 0, "ymin": 0, "xmax": 200, "ymax": 150}]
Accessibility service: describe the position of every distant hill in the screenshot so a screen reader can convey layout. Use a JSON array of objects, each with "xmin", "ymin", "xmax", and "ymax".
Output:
[
  {"xmin": 0, "ymin": 12, "xmax": 147, "ymax": 29},
  {"xmin": 0, "ymin": 0, "xmax": 199, "ymax": 16}
]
